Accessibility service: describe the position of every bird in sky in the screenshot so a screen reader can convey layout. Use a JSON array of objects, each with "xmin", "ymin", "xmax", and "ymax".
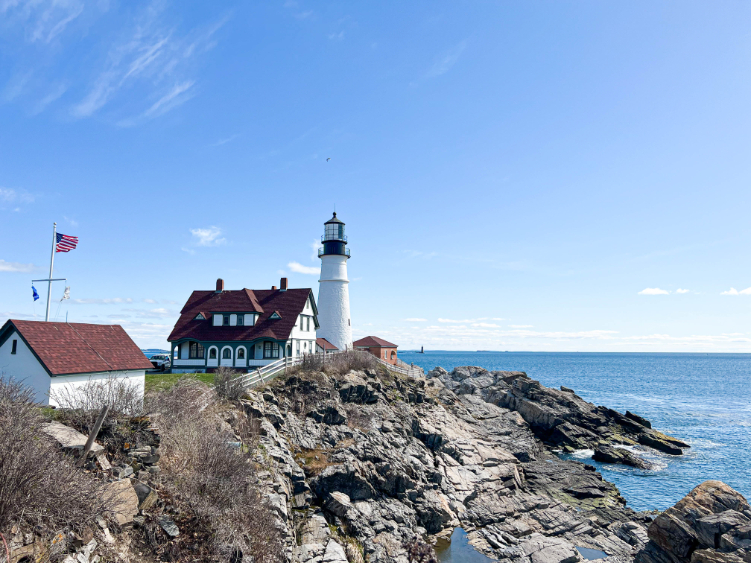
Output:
[{"xmin": 326, "ymin": 157, "xmax": 331, "ymax": 162}]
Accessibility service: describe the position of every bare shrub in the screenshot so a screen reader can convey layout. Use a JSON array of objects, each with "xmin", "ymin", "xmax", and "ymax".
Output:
[
  {"xmin": 148, "ymin": 378, "xmax": 283, "ymax": 562},
  {"xmin": 343, "ymin": 403, "xmax": 372, "ymax": 432},
  {"xmin": 404, "ymin": 538, "xmax": 438, "ymax": 563},
  {"xmin": 294, "ymin": 350, "xmax": 378, "ymax": 377},
  {"xmin": 145, "ymin": 377, "xmax": 215, "ymax": 420},
  {"xmin": 0, "ymin": 376, "xmax": 113, "ymax": 536},
  {"xmin": 214, "ymin": 366, "xmax": 247, "ymax": 401},
  {"xmin": 50, "ymin": 374, "xmax": 143, "ymax": 431}
]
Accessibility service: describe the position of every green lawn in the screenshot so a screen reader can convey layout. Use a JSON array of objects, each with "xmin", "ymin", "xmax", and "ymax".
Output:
[{"xmin": 145, "ymin": 371, "xmax": 215, "ymax": 393}]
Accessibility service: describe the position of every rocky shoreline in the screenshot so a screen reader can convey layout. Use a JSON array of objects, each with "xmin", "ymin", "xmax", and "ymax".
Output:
[
  {"xmin": 236, "ymin": 363, "xmax": 721, "ymax": 562},
  {"xmin": 15, "ymin": 363, "xmax": 746, "ymax": 563}
]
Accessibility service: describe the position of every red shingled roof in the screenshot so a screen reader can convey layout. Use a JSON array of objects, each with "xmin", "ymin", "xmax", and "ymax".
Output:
[
  {"xmin": 353, "ymin": 336, "xmax": 397, "ymax": 348},
  {"xmin": 168, "ymin": 288, "xmax": 315, "ymax": 343},
  {"xmin": 1, "ymin": 320, "xmax": 153, "ymax": 376},
  {"xmin": 316, "ymin": 337, "xmax": 338, "ymax": 351}
]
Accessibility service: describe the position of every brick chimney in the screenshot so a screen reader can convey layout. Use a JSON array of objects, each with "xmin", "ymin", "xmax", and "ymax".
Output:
[
  {"xmin": 271, "ymin": 285, "xmax": 277, "ymax": 291},
  {"xmin": 216, "ymin": 278, "xmax": 224, "ymax": 293},
  {"xmin": 280, "ymin": 277, "xmax": 288, "ymax": 291}
]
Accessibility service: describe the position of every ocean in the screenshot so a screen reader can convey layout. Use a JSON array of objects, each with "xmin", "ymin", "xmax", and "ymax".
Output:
[{"xmin": 399, "ymin": 351, "xmax": 751, "ymax": 512}]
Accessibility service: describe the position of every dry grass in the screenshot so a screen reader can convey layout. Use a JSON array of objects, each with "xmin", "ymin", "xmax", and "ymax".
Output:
[
  {"xmin": 293, "ymin": 350, "xmax": 378, "ymax": 377},
  {"xmin": 343, "ymin": 404, "xmax": 373, "ymax": 432},
  {"xmin": 294, "ymin": 447, "xmax": 331, "ymax": 477},
  {"xmin": 214, "ymin": 366, "xmax": 247, "ymax": 401},
  {"xmin": 146, "ymin": 379, "xmax": 283, "ymax": 562},
  {"xmin": 0, "ymin": 377, "xmax": 114, "ymax": 541}
]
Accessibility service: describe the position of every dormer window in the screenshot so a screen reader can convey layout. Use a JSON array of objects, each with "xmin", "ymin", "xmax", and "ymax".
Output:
[
  {"xmin": 270, "ymin": 311, "xmax": 281, "ymax": 320},
  {"xmin": 194, "ymin": 313, "xmax": 205, "ymax": 320},
  {"xmin": 237, "ymin": 315, "xmax": 244, "ymax": 326},
  {"xmin": 223, "ymin": 315, "xmax": 230, "ymax": 326}
]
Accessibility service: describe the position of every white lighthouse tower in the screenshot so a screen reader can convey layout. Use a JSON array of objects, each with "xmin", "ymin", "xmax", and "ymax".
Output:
[{"xmin": 317, "ymin": 212, "xmax": 352, "ymax": 351}]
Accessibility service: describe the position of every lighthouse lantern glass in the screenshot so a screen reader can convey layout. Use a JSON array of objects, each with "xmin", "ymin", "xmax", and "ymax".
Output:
[{"xmin": 325, "ymin": 223, "xmax": 345, "ymax": 241}]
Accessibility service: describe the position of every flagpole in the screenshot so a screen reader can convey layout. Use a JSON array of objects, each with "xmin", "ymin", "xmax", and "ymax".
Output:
[{"xmin": 45, "ymin": 222, "xmax": 56, "ymax": 322}]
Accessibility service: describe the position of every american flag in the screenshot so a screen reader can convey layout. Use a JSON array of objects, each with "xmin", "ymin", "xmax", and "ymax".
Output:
[{"xmin": 56, "ymin": 233, "xmax": 79, "ymax": 253}]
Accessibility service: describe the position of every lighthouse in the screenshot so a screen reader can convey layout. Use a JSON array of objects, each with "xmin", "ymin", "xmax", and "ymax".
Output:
[{"xmin": 317, "ymin": 212, "xmax": 352, "ymax": 351}]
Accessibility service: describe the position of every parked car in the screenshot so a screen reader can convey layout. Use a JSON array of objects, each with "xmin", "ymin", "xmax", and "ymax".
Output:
[{"xmin": 150, "ymin": 354, "xmax": 171, "ymax": 371}]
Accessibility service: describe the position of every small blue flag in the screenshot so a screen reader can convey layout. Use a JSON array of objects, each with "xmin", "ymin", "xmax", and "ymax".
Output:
[{"xmin": 32, "ymin": 286, "xmax": 39, "ymax": 301}]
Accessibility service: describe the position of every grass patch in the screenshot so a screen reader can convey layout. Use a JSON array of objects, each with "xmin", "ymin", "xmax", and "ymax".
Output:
[
  {"xmin": 145, "ymin": 372, "xmax": 214, "ymax": 393},
  {"xmin": 294, "ymin": 447, "xmax": 331, "ymax": 476}
]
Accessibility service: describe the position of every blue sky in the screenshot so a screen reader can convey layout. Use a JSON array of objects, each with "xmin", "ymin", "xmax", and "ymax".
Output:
[{"xmin": 1, "ymin": 0, "xmax": 750, "ymax": 352}]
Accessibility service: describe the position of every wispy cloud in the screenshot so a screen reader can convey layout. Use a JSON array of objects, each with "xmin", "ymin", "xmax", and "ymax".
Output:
[
  {"xmin": 2, "ymin": 71, "xmax": 33, "ymax": 102},
  {"xmin": 72, "ymin": 297, "xmax": 134, "ymax": 304},
  {"xmin": 404, "ymin": 318, "xmax": 427, "ymax": 322},
  {"xmin": 63, "ymin": 215, "xmax": 78, "ymax": 227},
  {"xmin": 638, "ymin": 287, "xmax": 670, "ymax": 295},
  {"xmin": 190, "ymin": 226, "xmax": 226, "ymax": 247},
  {"xmin": 67, "ymin": 5, "xmax": 226, "ymax": 122},
  {"xmin": 404, "ymin": 249, "xmax": 438, "ymax": 259},
  {"xmin": 509, "ymin": 324, "xmax": 534, "ymax": 328},
  {"xmin": 143, "ymin": 80, "xmax": 195, "ymax": 118},
  {"xmin": 328, "ymin": 31, "xmax": 344, "ymax": 41},
  {"xmin": 31, "ymin": 82, "xmax": 68, "ymax": 114},
  {"xmin": 0, "ymin": 259, "xmax": 35, "ymax": 273},
  {"xmin": 123, "ymin": 307, "xmax": 177, "ymax": 319},
  {"xmin": 424, "ymin": 40, "xmax": 467, "ymax": 79},
  {"xmin": 211, "ymin": 133, "xmax": 240, "ymax": 147},
  {"xmin": 0, "ymin": 187, "xmax": 34, "ymax": 205},
  {"xmin": 721, "ymin": 287, "xmax": 751, "ymax": 296},
  {"xmin": 2, "ymin": 0, "xmax": 87, "ymax": 44},
  {"xmin": 676, "ymin": 288, "xmax": 690, "ymax": 294},
  {"xmin": 438, "ymin": 317, "xmax": 489, "ymax": 323},
  {"xmin": 293, "ymin": 10, "xmax": 313, "ymax": 20},
  {"xmin": 288, "ymin": 261, "xmax": 320, "ymax": 275}
]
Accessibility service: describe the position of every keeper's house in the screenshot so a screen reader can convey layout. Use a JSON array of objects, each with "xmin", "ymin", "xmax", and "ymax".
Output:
[
  {"xmin": 0, "ymin": 319, "xmax": 152, "ymax": 406},
  {"xmin": 168, "ymin": 278, "xmax": 319, "ymax": 373}
]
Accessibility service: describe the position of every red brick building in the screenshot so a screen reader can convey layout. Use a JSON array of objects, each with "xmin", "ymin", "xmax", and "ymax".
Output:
[{"xmin": 353, "ymin": 336, "xmax": 398, "ymax": 365}]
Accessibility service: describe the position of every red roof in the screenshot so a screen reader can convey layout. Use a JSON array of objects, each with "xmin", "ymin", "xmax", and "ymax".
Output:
[
  {"xmin": 353, "ymin": 336, "xmax": 397, "ymax": 348},
  {"xmin": 168, "ymin": 287, "xmax": 315, "ymax": 343},
  {"xmin": 316, "ymin": 337, "xmax": 338, "ymax": 351},
  {"xmin": 1, "ymin": 320, "xmax": 153, "ymax": 376}
]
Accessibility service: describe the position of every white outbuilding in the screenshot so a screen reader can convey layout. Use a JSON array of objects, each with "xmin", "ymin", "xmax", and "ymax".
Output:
[{"xmin": 0, "ymin": 319, "xmax": 152, "ymax": 406}]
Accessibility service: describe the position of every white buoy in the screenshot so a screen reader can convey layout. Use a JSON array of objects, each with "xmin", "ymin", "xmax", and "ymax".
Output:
[{"xmin": 316, "ymin": 212, "xmax": 352, "ymax": 351}]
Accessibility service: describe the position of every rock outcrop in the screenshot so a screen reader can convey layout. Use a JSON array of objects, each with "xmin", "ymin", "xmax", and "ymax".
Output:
[
  {"xmin": 242, "ymin": 365, "xmax": 668, "ymax": 562},
  {"xmin": 428, "ymin": 366, "xmax": 689, "ymax": 466},
  {"xmin": 636, "ymin": 481, "xmax": 751, "ymax": 563}
]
